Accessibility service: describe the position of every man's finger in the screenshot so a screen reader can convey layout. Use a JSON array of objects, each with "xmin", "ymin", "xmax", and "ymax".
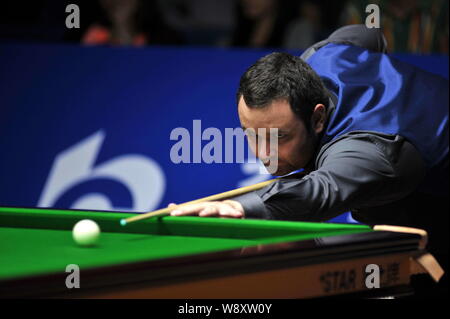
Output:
[
  {"xmin": 198, "ymin": 206, "xmax": 218, "ymax": 217},
  {"xmin": 170, "ymin": 202, "xmax": 213, "ymax": 216},
  {"xmin": 217, "ymin": 203, "xmax": 241, "ymax": 217},
  {"xmin": 198, "ymin": 203, "xmax": 237, "ymax": 217}
]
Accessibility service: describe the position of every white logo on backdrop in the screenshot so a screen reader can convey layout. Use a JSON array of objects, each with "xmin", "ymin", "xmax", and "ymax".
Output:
[{"xmin": 38, "ymin": 130, "xmax": 165, "ymax": 212}]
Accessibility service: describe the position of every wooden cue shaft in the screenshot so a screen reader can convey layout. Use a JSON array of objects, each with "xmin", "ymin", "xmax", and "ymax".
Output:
[{"xmin": 122, "ymin": 178, "xmax": 278, "ymax": 224}]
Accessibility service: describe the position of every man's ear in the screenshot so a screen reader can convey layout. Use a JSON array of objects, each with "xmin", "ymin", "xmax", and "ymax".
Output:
[{"xmin": 311, "ymin": 104, "xmax": 326, "ymax": 134}]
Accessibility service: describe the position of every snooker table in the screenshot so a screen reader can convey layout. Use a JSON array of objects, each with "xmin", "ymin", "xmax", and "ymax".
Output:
[{"xmin": 0, "ymin": 206, "xmax": 434, "ymax": 298}]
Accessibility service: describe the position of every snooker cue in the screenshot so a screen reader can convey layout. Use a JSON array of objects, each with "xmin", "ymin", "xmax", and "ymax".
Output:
[{"xmin": 120, "ymin": 178, "xmax": 279, "ymax": 225}]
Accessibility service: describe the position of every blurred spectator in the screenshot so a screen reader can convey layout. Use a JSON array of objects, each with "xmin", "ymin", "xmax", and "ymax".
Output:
[
  {"xmin": 79, "ymin": 0, "xmax": 183, "ymax": 46},
  {"xmin": 1, "ymin": 0, "xmax": 447, "ymax": 53},
  {"xmin": 340, "ymin": 0, "xmax": 449, "ymax": 54},
  {"xmin": 157, "ymin": 0, "xmax": 235, "ymax": 46},
  {"xmin": 229, "ymin": 0, "xmax": 297, "ymax": 48},
  {"xmin": 0, "ymin": 1, "xmax": 66, "ymax": 42},
  {"xmin": 283, "ymin": 1, "xmax": 328, "ymax": 50}
]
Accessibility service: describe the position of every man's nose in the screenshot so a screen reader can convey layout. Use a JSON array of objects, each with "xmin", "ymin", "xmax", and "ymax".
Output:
[{"xmin": 256, "ymin": 138, "xmax": 277, "ymax": 161}]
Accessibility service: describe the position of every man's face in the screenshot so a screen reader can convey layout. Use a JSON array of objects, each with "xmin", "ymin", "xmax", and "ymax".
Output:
[{"xmin": 238, "ymin": 96, "xmax": 322, "ymax": 176}]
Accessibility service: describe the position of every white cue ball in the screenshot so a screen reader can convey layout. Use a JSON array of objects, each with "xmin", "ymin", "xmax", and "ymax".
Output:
[{"xmin": 72, "ymin": 219, "xmax": 100, "ymax": 247}]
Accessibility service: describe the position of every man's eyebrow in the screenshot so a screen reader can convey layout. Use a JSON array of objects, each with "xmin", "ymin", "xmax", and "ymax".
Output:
[{"xmin": 241, "ymin": 127, "xmax": 289, "ymax": 133}]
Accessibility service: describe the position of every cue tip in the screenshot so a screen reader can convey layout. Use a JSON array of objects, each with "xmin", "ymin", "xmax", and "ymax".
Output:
[{"xmin": 120, "ymin": 219, "xmax": 127, "ymax": 226}]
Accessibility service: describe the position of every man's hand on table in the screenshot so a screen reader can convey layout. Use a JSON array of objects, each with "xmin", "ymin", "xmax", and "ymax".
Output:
[{"xmin": 168, "ymin": 200, "xmax": 244, "ymax": 218}]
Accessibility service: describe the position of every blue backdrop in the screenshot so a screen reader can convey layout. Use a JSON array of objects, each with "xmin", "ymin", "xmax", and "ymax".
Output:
[{"xmin": 0, "ymin": 43, "xmax": 448, "ymax": 223}]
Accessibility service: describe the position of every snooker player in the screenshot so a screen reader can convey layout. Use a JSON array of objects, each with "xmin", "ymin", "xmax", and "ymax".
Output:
[{"xmin": 169, "ymin": 25, "xmax": 449, "ymax": 294}]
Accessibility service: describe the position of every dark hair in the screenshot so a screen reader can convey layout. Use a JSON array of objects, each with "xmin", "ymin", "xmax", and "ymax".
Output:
[{"xmin": 237, "ymin": 52, "xmax": 329, "ymax": 129}]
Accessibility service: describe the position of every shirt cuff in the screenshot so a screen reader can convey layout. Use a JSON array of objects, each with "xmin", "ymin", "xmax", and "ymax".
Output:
[{"xmin": 231, "ymin": 191, "xmax": 272, "ymax": 219}]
